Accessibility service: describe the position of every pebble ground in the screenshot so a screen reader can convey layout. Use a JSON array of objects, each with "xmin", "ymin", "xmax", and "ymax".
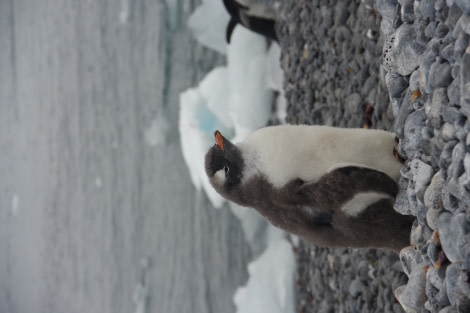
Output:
[{"xmin": 274, "ymin": 0, "xmax": 470, "ymax": 312}]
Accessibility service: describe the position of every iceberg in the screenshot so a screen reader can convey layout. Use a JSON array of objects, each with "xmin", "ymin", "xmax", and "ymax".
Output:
[{"xmin": 187, "ymin": 0, "xmax": 230, "ymax": 54}]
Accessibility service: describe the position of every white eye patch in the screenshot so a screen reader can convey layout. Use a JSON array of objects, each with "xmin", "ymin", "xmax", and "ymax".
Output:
[{"xmin": 213, "ymin": 168, "xmax": 227, "ymax": 184}]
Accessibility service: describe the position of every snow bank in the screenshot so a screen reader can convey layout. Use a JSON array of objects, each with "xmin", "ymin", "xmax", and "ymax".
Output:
[{"xmin": 233, "ymin": 228, "xmax": 297, "ymax": 313}]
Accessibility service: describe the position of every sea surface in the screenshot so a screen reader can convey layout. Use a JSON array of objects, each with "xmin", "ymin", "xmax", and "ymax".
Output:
[{"xmin": 0, "ymin": 1, "xmax": 252, "ymax": 313}]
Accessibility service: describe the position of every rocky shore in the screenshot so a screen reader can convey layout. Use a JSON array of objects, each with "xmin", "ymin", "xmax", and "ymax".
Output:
[{"xmin": 274, "ymin": 0, "xmax": 470, "ymax": 312}]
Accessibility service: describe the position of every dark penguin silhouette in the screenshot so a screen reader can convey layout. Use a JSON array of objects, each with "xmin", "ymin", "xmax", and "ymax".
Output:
[
  {"xmin": 222, "ymin": 0, "xmax": 278, "ymax": 43},
  {"xmin": 204, "ymin": 125, "xmax": 414, "ymax": 252}
]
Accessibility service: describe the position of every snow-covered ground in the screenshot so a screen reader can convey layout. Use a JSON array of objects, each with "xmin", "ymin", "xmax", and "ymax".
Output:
[{"xmin": 180, "ymin": 0, "xmax": 295, "ymax": 312}]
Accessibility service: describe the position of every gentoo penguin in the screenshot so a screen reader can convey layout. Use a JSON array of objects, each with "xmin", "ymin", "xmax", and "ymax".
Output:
[
  {"xmin": 222, "ymin": 0, "xmax": 278, "ymax": 43},
  {"xmin": 205, "ymin": 125, "xmax": 414, "ymax": 252}
]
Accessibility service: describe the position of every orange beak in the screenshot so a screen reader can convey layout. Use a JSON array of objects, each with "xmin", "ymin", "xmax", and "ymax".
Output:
[{"xmin": 215, "ymin": 130, "xmax": 224, "ymax": 151}]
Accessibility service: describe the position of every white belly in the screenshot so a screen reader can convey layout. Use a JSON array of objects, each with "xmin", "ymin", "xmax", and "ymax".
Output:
[{"xmin": 238, "ymin": 125, "xmax": 402, "ymax": 187}]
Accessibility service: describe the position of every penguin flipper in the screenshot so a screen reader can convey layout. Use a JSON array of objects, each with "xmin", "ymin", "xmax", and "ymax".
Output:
[
  {"xmin": 299, "ymin": 166, "xmax": 399, "ymax": 202},
  {"xmin": 226, "ymin": 18, "xmax": 238, "ymax": 43}
]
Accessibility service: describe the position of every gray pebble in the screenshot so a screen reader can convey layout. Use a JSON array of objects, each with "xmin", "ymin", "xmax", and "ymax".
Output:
[
  {"xmin": 400, "ymin": 246, "xmax": 424, "ymax": 277},
  {"xmin": 386, "ymin": 72, "xmax": 409, "ymax": 100},
  {"xmin": 395, "ymin": 264, "xmax": 427, "ymax": 313},
  {"xmin": 429, "ymin": 60, "xmax": 453, "ymax": 88},
  {"xmin": 438, "ymin": 212, "xmax": 469, "ymax": 263},
  {"xmin": 395, "ymin": 177, "xmax": 413, "ymax": 216},
  {"xmin": 443, "ymin": 105, "xmax": 464, "ymax": 123},
  {"xmin": 394, "ymin": 95, "xmax": 413, "ymax": 137},
  {"xmin": 441, "ymin": 43, "xmax": 455, "ymax": 62},
  {"xmin": 424, "ymin": 171, "xmax": 445, "ymax": 229},
  {"xmin": 409, "ymin": 69, "xmax": 421, "ymax": 91},
  {"xmin": 426, "ymin": 267, "xmax": 444, "ymax": 312},
  {"xmin": 410, "ymin": 159, "xmax": 434, "ymax": 196},
  {"xmin": 416, "ymin": 0, "xmax": 437, "ymax": 19},
  {"xmin": 446, "ymin": 4, "xmax": 463, "ymax": 28},
  {"xmin": 454, "ymin": 32, "xmax": 469, "ymax": 57},
  {"xmin": 436, "ymin": 22, "xmax": 450, "ymax": 38},
  {"xmin": 450, "ymin": 142, "xmax": 466, "ymax": 177},
  {"xmin": 445, "ymin": 264, "xmax": 461, "ymax": 306},
  {"xmin": 399, "ymin": 0, "xmax": 415, "ymax": 23},
  {"xmin": 403, "ymin": 110, "xmax": 427, "ymax": 156},
  {"xmin": 428, "ymin": 88, "xmax": 448, "ymax": 128},
  {"xmin": 441, "ymin": 122, "xmax": 457, "ymax": 140},
  {"xmin": 427, "ymin": 234, "xmax": 441, "ymax": 267},
  {"xmin": 455, "ymin": 0, "xmax": 470, "ymax": 15},
  {"xmin": 376, "ymin": 0, "xmax": 399, "ymax": 21},
  {"xmin": 383, "ymin": 23, "xmax": 427, "ymax": 75},
  {"xmin": 425, "ymin": 21, "xmax": 438, "ymax": 39},
  {"xmin": 447, "ymin": 77, "xmax": 461, "ymax": 105}
]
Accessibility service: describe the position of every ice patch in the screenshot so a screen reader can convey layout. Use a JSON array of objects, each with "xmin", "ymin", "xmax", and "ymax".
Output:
[{"xmin": 233, "ymin": 229, "xmax": 296, "ymax": 313}]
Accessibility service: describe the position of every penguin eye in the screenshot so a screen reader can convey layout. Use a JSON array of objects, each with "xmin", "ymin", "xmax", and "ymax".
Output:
[{"xmin": 224, "ymin": 166, "xmax": 229, "ymax": 175}]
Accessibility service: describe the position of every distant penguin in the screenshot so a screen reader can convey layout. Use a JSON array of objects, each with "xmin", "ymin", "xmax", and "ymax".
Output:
[
  {"xmin": 222, "ymin": 0, "xmax": 278, "ymax": 43},
  {"xmin": 205, "ymin": 125, "xmax": 414, "ymax": 252}
]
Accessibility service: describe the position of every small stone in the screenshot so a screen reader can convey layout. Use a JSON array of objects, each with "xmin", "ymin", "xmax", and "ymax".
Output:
[
  {"xmin": 446, "ymin": 4, "xmax": 463, "ymax": 29},
  {"xmin": 416, "ymin": 0, "xmax": 437, "ymax": 19},
  {"xmin": 425, "ymin": 21, "xmax": 438, "ymax": 38},
  {"xmin": 409, "ymin": 70, "xmax": 421, "ymax": 91},
  {"xmin": 441, "ymin": 123, "xmax": 457, "ymax": 140},
  {"xmin": 376, "ymin": 0, "xmax": 400, "ymax": 21},
  {"xmin": 348, "ymin": 278, "xmax": 366, "ymax": 298},
  {"xmin": 410, "ymin": 222, "xmax": 431, "ymax": 252},
  {"xmin": 410, "ymin": 159, "xmax": 434, "ymax": 196},
  {"xmin": 429, "ymin": 61, "xmax": 453, "ymax": 88},
  {"xmin": 386, "ymin": 72, "xmax": 409, "ymax": 100},
  {"xmin": 356, "ymin": 260, "xmax": 370, "ymax": 282},
  {"xmin": 446, "ymin": 264, "xmax": 461, "ymax": 306},
  {"xmin": 426, "ymin": 267, "xmax": 444, "ymax": 312},
  {"xmin": 399, "ymin": 0, "xmax": 414, "ymax": 22},
  {"xmin": 451, "ymin": 142, "xmax": 466, "ymax": 177},
  {"xmin": 427, "ymin": 234, "xmax": 441, "ymax": 266},
  {"xmin": 447, "ymin": 77, "xmax": 461, "ymax": 105},
  {"xmin": 441, "ymin": 43, "xmax": 455, "ymax": 62},
  {"xmin": 334, "ymin": 2, "xmax": 349, "ymax": 25},
  {"xmin": 402, "ymin": 110, "xmax": 427, "ymax": 157},
  {"xmin": 427, "ymin": 88, "xmax": 448, "ymax": 128},
  {"xmin": 455, "ymin": 0, "xmax": 470, "ymax": 15},
  {"xmin": 443, "ymin": 105, "xmax": 464, "ymax": 123},
  {"xmin": 395, "ymin": 177, "xmax": 413, "ymax": 216},
  {"xmin": 393, "ymin": 94, "xmax": 413, "ymax": 136},
  {"xmin": 430, "ymin": 135, "xmax": 445, "ymax": 169},
  {"xmin": 400, "ymin": 246, "xmax": 424, "ymax": 277},
  {"xmin": 436, "ymin": 22, "xmax": 450, "ymax": 38},
  {"xmin": 383, "ymin": 23, "xmax": 427, "ymax": 75},
  {"xmin": 454, "ymin": 32, "xmax": 470, "ymax": 57},
  {"xmin": 438, "ymin": 212, "xmax": 469, "ymax": 263},
  {"xmin": 395, "ymin": 264, "xmax": 427, "ymax": 313},
  {"xmin": 439, "ymin": 140, "xmax": 457, "ymax": 173},
  {"xmin": 424, "ymin": 171, "xmax": 445, "ymax": 229}
]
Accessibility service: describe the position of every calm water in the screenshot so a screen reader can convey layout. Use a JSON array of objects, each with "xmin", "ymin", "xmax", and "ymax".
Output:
[{"xmin": 0, "ymin": 1, "xmax": 251, "ymax": 313}]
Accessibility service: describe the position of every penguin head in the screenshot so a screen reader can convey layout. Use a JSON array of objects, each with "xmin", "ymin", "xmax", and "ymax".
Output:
[{"xmin": 204, "ymin": 131, "xmax": 245, "ymax": 192}]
